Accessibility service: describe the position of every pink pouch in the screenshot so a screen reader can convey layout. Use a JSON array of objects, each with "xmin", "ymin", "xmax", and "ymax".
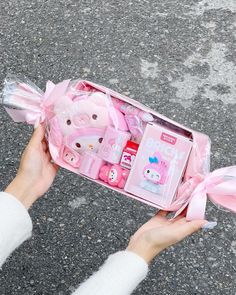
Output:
[
  {"xmin": 1, "ymin": 74, "xmax": 236, "ymax": 220},
  {"xmin": 79, "ymin": 152, "xmax": 105, "ymax": 180}
]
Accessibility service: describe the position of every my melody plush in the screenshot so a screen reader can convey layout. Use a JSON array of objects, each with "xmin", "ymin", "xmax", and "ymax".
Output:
[{"xmin": 1, "ymin": 74, "xmax": 236, "ymax": 220}]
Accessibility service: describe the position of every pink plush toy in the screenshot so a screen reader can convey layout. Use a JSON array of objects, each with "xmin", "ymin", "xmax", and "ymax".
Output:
[
  {"xmin": 143, "ymin": 152, "xmax": 169, "ymax": 185},
  {"xmin": 55, "ymin": 92, "xmax": 128, "ymax": 136},
  {"xmin": 99, "ymin": 164, "xmax": 130, "ymax": 188},
  {"xmin": 65, "ymin": 127, "xmax": 104, "ymax": 154}
]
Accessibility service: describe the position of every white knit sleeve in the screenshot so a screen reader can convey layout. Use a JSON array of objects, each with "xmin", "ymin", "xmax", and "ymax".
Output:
[
  {"xmin": 73, "ymin": 250, "xmax": 148, "ymax": 295},
  {"xmin": 0, "ymin": 192, "xmax": 33, "ymax": 268}
]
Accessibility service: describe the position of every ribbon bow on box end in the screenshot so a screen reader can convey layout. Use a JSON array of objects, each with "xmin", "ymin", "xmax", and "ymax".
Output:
[
  {"xmin": 185, "ymin": 166, "xmax": 236, "ymax": 220},
  {"xmin": 1, "ymin": 75, "xmax": 70, "ymax": 126}
]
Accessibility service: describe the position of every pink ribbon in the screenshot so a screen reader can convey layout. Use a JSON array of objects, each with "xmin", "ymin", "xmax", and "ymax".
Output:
[
  {"xmin": 186, "ymin": 166, "xmax": 236, "ymax": 220},
  {"xmin": 5, "ymin": 80, "xmax": 70, "ymax": 125}
]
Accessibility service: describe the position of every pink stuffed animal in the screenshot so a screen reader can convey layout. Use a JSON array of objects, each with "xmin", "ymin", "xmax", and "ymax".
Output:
[
  {"xmin": 54, "ymin": 92, "xmax": 128, "ymax": 136},
  {"xmin": 99, "ymin": 164, "xmax": 130, "ymax": 188},
  {"xmin": 143, "ymin": 152, "xmax": 169, "ymax": 184},
  {"xmin": 72, "ymin": 92, "xmax": 128, "ymax": 130},
  {"xmin": 65, "ymin": 128, "xmax": 105, "ymax": 154}
]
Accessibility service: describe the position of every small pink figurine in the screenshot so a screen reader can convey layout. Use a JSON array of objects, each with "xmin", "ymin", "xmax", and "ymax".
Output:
[
  {"xmin": 143, "ymin": 152, "xmax": 169, "ymax": 185},
  {"xmin": 99, "ymin": 164, "xmax": 130, "ymax": 188}
]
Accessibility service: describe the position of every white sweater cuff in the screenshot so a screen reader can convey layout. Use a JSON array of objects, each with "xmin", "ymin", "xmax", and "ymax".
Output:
[
  {"xmin": 74, "ymin": 250, "xmax": 148, "ymax": 295},
  {"xmin": 0, "ymin": 192, "xmax": 33, "ymax": 268}
]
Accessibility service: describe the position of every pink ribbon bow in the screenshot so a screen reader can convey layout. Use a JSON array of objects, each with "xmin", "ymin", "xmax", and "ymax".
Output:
[
  {"xmin": 186, "ymin": 166, "xmax": 236, "ymax": 220},
  {"xmin": 4, "ymin": 79, "xmax": 70, "ymax": 125}
]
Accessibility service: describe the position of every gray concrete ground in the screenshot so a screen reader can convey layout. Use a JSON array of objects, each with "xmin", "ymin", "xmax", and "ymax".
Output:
[{"xmin": 0, "ymin": 0, "xmax": 236, "ymax": 294}]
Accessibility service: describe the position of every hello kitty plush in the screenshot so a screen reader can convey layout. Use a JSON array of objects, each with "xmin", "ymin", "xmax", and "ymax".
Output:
[
  {"xmin": 65, "ymin": 127, "xmax": 105, "ymax": 154},
  {"xmin": 99, "ymin": 164, "xmax": 130, "ymax": 188}
]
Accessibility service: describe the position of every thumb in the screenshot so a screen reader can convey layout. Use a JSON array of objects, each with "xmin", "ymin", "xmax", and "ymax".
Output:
[{"xmin": 29, "ymin": 124, "xmax": 46, "ymax": 146}]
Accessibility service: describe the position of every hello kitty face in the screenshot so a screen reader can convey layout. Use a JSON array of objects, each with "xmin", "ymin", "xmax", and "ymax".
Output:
[
  {"xmin": 65, "ymin": 128, "xmax": 105, "ymax": 154},
  {"xmin": 143, "ymin": 168, "xmax": 161, "ymax": 183}
]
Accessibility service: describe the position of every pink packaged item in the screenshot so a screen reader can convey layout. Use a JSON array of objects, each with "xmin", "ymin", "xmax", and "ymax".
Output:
[
  {"xmin": 79, "ymin": 152, "xmax": 105, "ymax": 180},
  {"xmin": 98, "ymin": 126, "xmax": 131, "ymax": 164},
  {"xmin": 1, "ymin": 74, "xmax": 236, "ymax": 221},
  {"xmin": 120, "ymin": 140, "xmax": 139, "ymax": 170},
  {"xmin": 124, "ymin": 123, "xmax": 192, "ymax": 207}
]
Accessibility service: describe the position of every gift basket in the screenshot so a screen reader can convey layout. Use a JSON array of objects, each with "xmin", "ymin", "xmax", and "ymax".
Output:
[{"xmin": 1, "ymin": 74, "xmax": 236, "ymax": 220}]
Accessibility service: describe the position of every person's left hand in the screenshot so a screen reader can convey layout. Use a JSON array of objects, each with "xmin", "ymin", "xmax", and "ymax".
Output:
[
  {"xmin": 5, "ymin": 124, "xmax": 59, "ymax": 208},
  {"xmin": 127, "ymin": 210, "xmax": 207, "ymax": 263}
]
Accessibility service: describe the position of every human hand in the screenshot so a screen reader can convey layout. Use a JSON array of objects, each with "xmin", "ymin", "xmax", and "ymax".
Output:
[
  {"xmin": 126, "ymin": 210, "xmax": 207, "ymax": 263},
  {"xmin": 5, "ymin": 124, "xmax": 59, "ymax": 209}
]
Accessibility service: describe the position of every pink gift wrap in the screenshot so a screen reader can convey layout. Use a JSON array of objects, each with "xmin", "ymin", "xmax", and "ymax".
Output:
[{"xmin": 1, "ymin": 74, "xmax": 236, "ymax": 220}]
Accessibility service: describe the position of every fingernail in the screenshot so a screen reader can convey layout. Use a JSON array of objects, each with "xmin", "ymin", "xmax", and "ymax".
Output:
[
  {"xmin": 34, "ymin": 122, "xmax": 39, "ymax": 129},
  {"xmin": 34, "ymin": 118, "xmax": 40, "ymax": 129},
  {"xmin": 202, "ymin": 221, "xmax": 217, "ymax": 230}
]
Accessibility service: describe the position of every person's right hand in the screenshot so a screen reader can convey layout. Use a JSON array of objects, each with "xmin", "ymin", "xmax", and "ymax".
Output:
[
  {"xmin": 5, "ymin": 124, "xmax": 59, "ymax": 208},
  {"xmin": 126, "ymin": 210, "xmax": 207, "ymax": 263}
]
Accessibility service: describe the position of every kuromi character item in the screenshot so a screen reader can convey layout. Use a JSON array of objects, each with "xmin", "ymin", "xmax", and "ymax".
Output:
[
  {"xmin": 99, "ymin": 164, "xmax": 130, "ymax": 188},
  {"xmin": 125, "ymin": 123, "xmax": 193, "ymax": 207},
  {"xmin": 98, "ymin": 126, "xmax": 131, "ymax": 164},
  {"xmin": 79, "ymin": 152, "xmax": 105, "ymax": 179},
  {"xmin": 2, "ymin": 74, "xmax": 236, "ymax": 221}
]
